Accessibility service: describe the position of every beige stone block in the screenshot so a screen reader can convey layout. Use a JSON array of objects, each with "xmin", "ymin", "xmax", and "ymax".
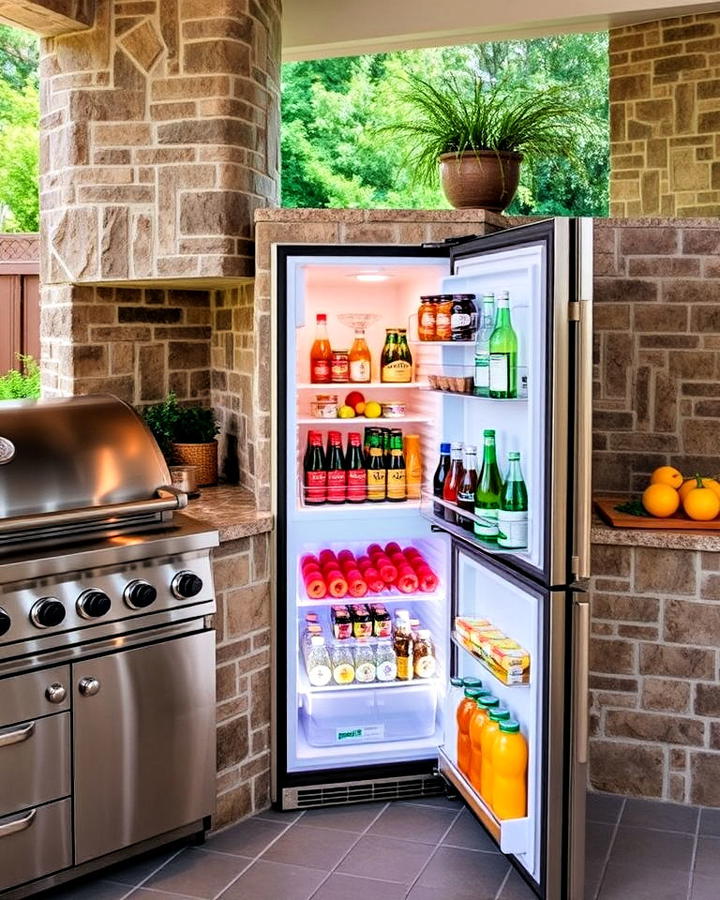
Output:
[
  {"xmin": 690, "ymin": 753, "xmax": 720, "ymax": 805},
  {"xmin": 606, "ymin": 709, "xmax": 704, "ymax": 745},
  {"xmin": 634, "ymin": 547, "xmax": 696, "ymax": 594},
  {"xmin": 642, "ymin": 677, "xmax": 691, "ymax": 712},
  {"xmin": 151, "ymin": 75, "xmax": 232, "ymax": 102},
  {"xmin": 120, "ymin": 20, "xmax": 164, "ymax": 73},
  {"xmin": 589, "ymin": 740, "xmax": 664, "ymax": 797}
]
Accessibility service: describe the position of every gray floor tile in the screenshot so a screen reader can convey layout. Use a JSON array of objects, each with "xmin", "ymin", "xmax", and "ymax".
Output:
[
  {"xmin": 407, "ymin": 887, "xmax": 477, "ymax": 900},
  {"xmin": 441, "ymin": 809, "xmax": 499, "ymax": 853},
  {"xmin": 403, "ymin": 794, "xmax": 464, "ymax": 810},
  {"xmin": 598, "ymin": 862, "xmax": 692, "ymax": 900},
  {"xmin": 300, "ymin": 801, "xmax": 387, "ymax": 833},
  {"xmin": 219, "ymin": 859, "xmax": 326, "ymax": 900},
  {"xmin": 699, "ymin": 807, "xmax": 720, "ymax": 836},
  {"xmin": 142, "ymin": 848, "xmax": 251, "ymax": 899},
  {"xmin": 255, "ymin": 807, "xmax": 305, "ymax": 824},
  {"xmin": 586, "ymin": 821, "xmax": 614, "ymax": 865},
  {"xmin": 208, "ymin": 818, "xmax": 287, "ymax": 857},
  {"xmin": 693, "ymin": 836, "xmax": 720, "ymax": 879},
  {"xmin": 369, "ymin": 801, "xmax": 458, "ymax": 844},
  {"xmin": 261, "ymin": 824, "xmax": 358, "ymax": 870},
  {"xmin": 414, "ymin": 846, "xmax": 510, "ymax": 898},
  {"xmin": 621, "ymin": 797, "xmax": 699, "ymax": 833},
  {"xmin": 337, "ymin": 834, "xmax": 430, "ymax": 883},
  {"xmin": 310, "ymin": 873, "xmax": 407, "ymax": 900},
  {"xmin": 130, "ymin": 891, "xmax": 197, "ymax": 900},
  {"xmin": 497, "ymin": 868, "xmax": 538, "ymax": 899},
  {"xmin": 586, "ymin": 792, "xmax": 624, "ymax": 825},
  {"xmin": 691, "ymin": 873, "xmax": 720, "ymax": 900},
  {"xmin": 584, "ymin": 858, "xmax": 606, "ymax": 900},
  {"xmin": 607, "ymin": 825, "xmax": 694, "ymax": 872},
  {"xmin": 105, "ymin": 848, "xmax": 181, "ymax": 886},
  {"xmin": 45, "ymin": 880, "xmax": 131, "ymax": 900}
]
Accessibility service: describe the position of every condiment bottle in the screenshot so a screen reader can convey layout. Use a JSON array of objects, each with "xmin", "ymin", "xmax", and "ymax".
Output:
[
  {"xmin": 491, "ymin": 720, "xmax": 528, "ymax": 819},
  {"xmin": 450, "ymin": 293, "xmax": 477, "ymax": 341},
  {"xmin": 432, "ymin": 442, "xmax": 451, "ymax": 518},
  {"xmin": 325, "ymin": 431, "xmax": 346, "ymax": 504},
  {"xmin": 413, "ymin": 629, "xmax": 436, "ymax": 679},
  {"xmin": 443, "ymin": 442, "xmax": 464, "ymax": 525},
  {"xmin": 303, "ymin": 430, "xmax": 327, "ymax": 506},
  {"xmin": 435, "ymin": 295, "xmax": 453, "ymax": 341},
  {"xmin": 310, "ymin": 313, "xmax": 332, "ymax": 383},
  {"xmin": 393, "ymin": 617, "xmax": 414, "ymax": 681},
  {"xmin": 404, "ymin": 434, "xmax": 422, "ymax": 500},
  {"xmin": 457, "ymin": 445, "xmax": 478, "ymax": 531},
  {"xmin": 349, "ymin": 327, "xmax": 371, "ymax": 383},
  {"xmin": 345, "ymin": 431, "xmax": 367, "ymax": 504}
]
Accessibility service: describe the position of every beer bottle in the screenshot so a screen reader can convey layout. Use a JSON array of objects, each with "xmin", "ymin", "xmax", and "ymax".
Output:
[
  {"xmin": 381, "ymin": 329, "xmax": 412, "ymax": 383},
  {"xmin": 325, "ymin": 431, "xmax": 346, "ymax": 504},
  {"xmin": 387, "ymin": 429, "xmax": 407, "ymax": 502},
  {"xmin": 432, "ymin": 442, "xmax": 451, "ymax": 518},
  {"xmin": 345, "ymin": 431, "xmax": 367, "ymax": 504},
  {"xmin": 457, "ymin": 445, "xmax": 478, "ymax": 531},
  {"xmin": 366, "ymin": 431, "xmax": 387, "ymax": 502},
  {"xmin": 303, "ymin": 430, "xmax": 327, "ymax": 505},
  {"xmin": 474, "ymin": 430, "xmax": 503, "ymax": 540}
]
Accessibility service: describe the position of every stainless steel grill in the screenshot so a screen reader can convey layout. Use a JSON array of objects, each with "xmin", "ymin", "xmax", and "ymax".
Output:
[{"xmin": 0, "ymin": 395, "xmax": 219, "ymax": 898}]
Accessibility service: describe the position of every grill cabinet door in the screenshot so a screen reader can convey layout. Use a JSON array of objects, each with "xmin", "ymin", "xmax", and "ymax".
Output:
[{"xmin": 73, "ymin": 630, "xmax": 216, "ymax": 864}]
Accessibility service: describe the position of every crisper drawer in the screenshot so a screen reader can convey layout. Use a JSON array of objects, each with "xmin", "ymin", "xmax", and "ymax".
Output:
[
  {"xmin": 301, "ymin": 684, "xmax": 437, "ymax": 747},
  {"xmin": 0, "ymin": 712, "xmax": 71, "ymax": 817},
  {"xmin": 0, "ymin": 665, "xmax": 70, "ymax": 726},
  {"xmin": 0, "ymin": 798, "xmax": 72, "ymax": 892}
]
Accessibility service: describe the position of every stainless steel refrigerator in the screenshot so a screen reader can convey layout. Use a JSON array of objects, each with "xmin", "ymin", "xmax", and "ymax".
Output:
[{"xmin": 271, "ymin": 217, "xmax": 593, "ymax": 899}]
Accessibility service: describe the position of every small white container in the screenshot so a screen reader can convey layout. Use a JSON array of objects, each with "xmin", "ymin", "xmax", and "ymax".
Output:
[
  {"xmin": 381, "ymin": 400, "xmax": 407, "ymax": 418},
  {"xmin": 311, "ymin": 394, "xmax": 339, "ymax": 418}
]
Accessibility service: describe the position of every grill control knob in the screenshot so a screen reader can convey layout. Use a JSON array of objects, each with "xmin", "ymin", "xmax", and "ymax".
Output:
[
  {"xmin": 171, "ymin": 571, "xmax": 203, "ymax": 600},
  {"xmin": 124, "ymin": 580, "xmax": 157, "ymax": 610},
  {"xmin": 30, "ymin": 598, "xmax": 66, "ymax": 629},
  {"xmin": 46, "ymin": 683, "xmax": 67, "ymax": 704},
  {"xmin": 0, "ymin": 608, "xmax": 10, "ymax": 637},
  {"xmin": 76, "ymin": 589, "xmax": 111, "ymax": 620}
]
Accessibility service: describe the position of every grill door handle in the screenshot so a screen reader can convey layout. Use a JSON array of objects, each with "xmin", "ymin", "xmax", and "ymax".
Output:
[
  {"xmin": 0, "ymin": 720, "xmax": 35, "ymax": 748},
  {"xmin": 79, "ymin": 677, "xmax": 101, "ymax": 697},
  {"xmin": 0, "ymin": 808, "xmax": 36, "ymax": 839}
]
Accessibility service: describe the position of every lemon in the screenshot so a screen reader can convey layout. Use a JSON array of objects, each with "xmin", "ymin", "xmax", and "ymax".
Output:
[
  {"xmin": 338, "ymin": 405, "xmax": 356, "ymax": 418},
  {"xmin": 364, "ymin": 401, "xmax": 382, "ymax": 418}
]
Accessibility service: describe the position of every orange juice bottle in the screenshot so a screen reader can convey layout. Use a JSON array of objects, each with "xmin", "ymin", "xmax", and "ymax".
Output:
[
  {"xmin": 480, "ymin": 707, "xmax": 510, "ymax": 807},
  {"xmin": 492, "ymin": 719, "xmax": 528, "ymax": 820},
  {"xmin": 404, "ymin": 434, "xmax": 423, "ymax": 500},
  {"xmin": 456, "ymin": 686, "xmax": 486, "ymax": 776},
  {"xmin": 468, "ymin": 694, "xmax": 499, "ymax": 792}
]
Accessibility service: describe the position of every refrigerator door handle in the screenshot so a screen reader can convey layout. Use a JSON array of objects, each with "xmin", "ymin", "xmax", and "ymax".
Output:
[
  {"xmin": 572, "ymin": 595, "xmax": 590, "ymax": 765},
  {"xmin": 572, "ymin": 218, "xmax": 593, "ymax": 582}
]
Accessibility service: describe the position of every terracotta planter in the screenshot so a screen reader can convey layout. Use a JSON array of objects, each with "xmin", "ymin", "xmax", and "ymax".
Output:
[
  {"xmin": 172, "ymin": 441, "xmax": 218, "ymax": 487},
  {"xmin": 438, "ymin": 150, "xmax": 523, "ymax": 212}
]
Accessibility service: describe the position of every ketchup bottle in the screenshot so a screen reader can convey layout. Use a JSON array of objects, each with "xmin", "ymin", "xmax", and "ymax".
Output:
[{"xmin": 326, "ymin": 431, "xmax": 347, "ymax": 504}]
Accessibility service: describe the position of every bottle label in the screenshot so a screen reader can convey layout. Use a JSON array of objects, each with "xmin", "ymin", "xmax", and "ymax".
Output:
[
  {"xmin": 350, "ymin": 359, "xmax": 370, "ymax": 382},
  {"xmin": 355, "ymin": 662, "xmax": 375, "ymax": 683},
  {"xmin": 451, "ymin": 313, "xmax": 472, "ymax": 329},
  {"xmin": 497, "ymin": 510, "xmax": 529, "ymax": 549},
  {"xmin": 327, "ymin": 469, "xmax": 347, "ymax": 503},
  {"xmin": 474, "ymin": 357, "xmax": 490, "ymax": 391},
  {"xmin": 381, "ymin": 360, "xmax": 412, "ymax": 383},
  {"xmin": 367, "ymin": 469, "xmax": 386, "ymax": 501},
  {"xmin": 304, "ymin": 471, "xmax": 327, "ymax": 504},
  {"xmin": 331, "ymin": 357, "xmax": 349, "ymax": 382},
  {"xmin": 436, "ymin": 311, "xmax": 452, "ymax": 339},
  {"xmin": 311, "ymin": 359, "xmax": 331, "ymax": 382},
  {"xmin": 396, "ymin": 655, "xmax": 414, "ymax": 680},
  {"xmin": 346, "ymin": 469, "xmax": 367, "ymax": 502},
  {"xmin": 376, "ymin": 659, "xmax": 397, "ymax": 681},
  {"xmin": 489, "ymin": 354, "xmax": 509, "ymax": 395},
  {"xmin": 415, "ymin": 655, "xmax": 436, "ymax": 679},
  {"xmin": 308, "ymin": 665, "xmax": 332, "ymax": 687},
  {"xmin": 457, "ymin": 489, "xmax": 475, "ymax": 504},
  {"xmin": 419, "ymin": 309, "xmax": 436, "ymax": 340},
  {"xmin": 474, "ymin": 506, "xmax": 499, "ymax": 538},
  {"xmin": 333, "ymin": 663, "xmax": 355, "ymax": 684},
  {"xmin": 387, "ymin": 470, "xmax": 406, "ymax": 500}
]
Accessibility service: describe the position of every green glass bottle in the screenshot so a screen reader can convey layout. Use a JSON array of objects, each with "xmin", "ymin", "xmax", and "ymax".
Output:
[
  {"xmin": 497, "ymin": 451, "xmax": 528, "ymax": 549},
  {"xmin": 488, "ymin": 291, "xmax": 518, "ymax": 399},
  {"xmin": 386, "ymin": 430, "xmax": 407, "ymax": 502},
  {"xmin": 474, "ymin": 429, "xmax": 503, "ymax": 541},
  {"xmin": 366, "ymin": 431, "xmax": 387, "ymax": 502},
  {"xmin": 473, "ymin": 294, "xmax": 495, "ymax": 397}
]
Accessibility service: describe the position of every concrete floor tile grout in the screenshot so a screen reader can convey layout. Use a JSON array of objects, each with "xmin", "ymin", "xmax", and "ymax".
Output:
[
  {"xmin": 493, "ymin": 865, "xmax": 512, "ymax": 900},
  {"xmin": 592, "ymin": 796, "xmax": 626, "ymax": 900},
  {"xmin": 685, "ymin": 806, "xmax": 702, "ymax": 900},
  {"xmin": 401, "ymin": 807, "xmax": 465, "ymax": 898},
  {"xmin": 123, "ymin": 847, "xmax": 186, "ymax": 897}
]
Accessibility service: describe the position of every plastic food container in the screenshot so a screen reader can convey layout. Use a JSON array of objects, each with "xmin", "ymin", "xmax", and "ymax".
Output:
[
  {"xmin": 381, "ymin": 400, "xmax": 407, "ymax": 418},
  {"xmin": 312, "ymin": 394, "xmax": 339, "ymax": 418}
]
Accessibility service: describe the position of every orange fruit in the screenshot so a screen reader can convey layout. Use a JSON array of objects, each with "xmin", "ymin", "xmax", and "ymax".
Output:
[
  {"xmin": 650, "ymin": 466, "xmax": 683, "ymax": 490},
  {"xmin": 683, "ymin": 478, "xmax": 720, "ymax": 521},
  {"xmin": 355, "ymin": 401, "xmax": 366, "ymax": 415},
  {"xmin": 679, "ymin": 476, "xmax": 720, "ymax": 504},
  {"xmin": 642, "ymin": 483, "xmax": 680, "ymax": 518}
]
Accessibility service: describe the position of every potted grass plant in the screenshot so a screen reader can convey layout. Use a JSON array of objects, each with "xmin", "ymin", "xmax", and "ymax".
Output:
[
  {"xmin": 380, "ymin": 75, "xmax": 589, "ymax": 211},
  {"xmin": 142, "ymin": 394, "xmax": 220, "ymax": 486}
]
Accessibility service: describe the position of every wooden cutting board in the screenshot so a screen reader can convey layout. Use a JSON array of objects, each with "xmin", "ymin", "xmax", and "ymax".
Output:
[{"xmin": 595, "ymin": 496, "xmax": 720, "ymax": 531}]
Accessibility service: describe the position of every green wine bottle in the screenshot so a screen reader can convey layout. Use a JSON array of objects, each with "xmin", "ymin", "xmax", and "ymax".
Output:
[
  {"xmin": 497, "ymin": 452, "xmax": 528, "ymax": 549},
  {"xmin": 474, "ymin": 430, "xmax": 503, "ymax": 541},
  {"xmin": 488, "ymin": 290, "xmax": 518, "ymax": 399}
]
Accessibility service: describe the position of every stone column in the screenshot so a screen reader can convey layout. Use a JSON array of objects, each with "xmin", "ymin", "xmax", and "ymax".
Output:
[{"xmin": 39, "ymin": 0, "xmax": 281, "ymax": 399}]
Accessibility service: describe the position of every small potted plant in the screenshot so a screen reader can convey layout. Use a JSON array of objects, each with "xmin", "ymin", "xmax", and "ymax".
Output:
[
  {"xmin": 142, "ymin": 394, "xmax": 220, "ymax": 487},
  {"xmin": 380, "ymin": 75, "xmax": 588, "ymax": 212}
]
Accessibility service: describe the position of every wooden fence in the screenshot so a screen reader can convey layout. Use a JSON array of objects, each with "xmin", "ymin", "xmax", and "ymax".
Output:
[{"xmin": 0, "ymin": 234, "xmax": 40, "ymax": 373}]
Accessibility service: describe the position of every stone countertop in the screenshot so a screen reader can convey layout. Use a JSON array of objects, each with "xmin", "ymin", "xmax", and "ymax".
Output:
[
  {"xmin": 255, "ymin": 208, "xmax": 508, "ymax": 225},
  {"xmin": 183, "ymin": 485, "xmax": 273, "ymax": 543},
  {"xmin": 591, "ymin": 516, "xmax": 720, "ymax": 552}
]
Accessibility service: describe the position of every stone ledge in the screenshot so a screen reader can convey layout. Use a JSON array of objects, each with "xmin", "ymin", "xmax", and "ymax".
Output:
[
  {"xmin": 592, "ymin": 517, "xmax": 720, "ymax": 552},
  {"xmin": 255, "ymin": 208, "xmax": 508, "ymax": 226},
  {"xmin": 185, "ymin": 485, "xmax": 273, "ymax": 543}
]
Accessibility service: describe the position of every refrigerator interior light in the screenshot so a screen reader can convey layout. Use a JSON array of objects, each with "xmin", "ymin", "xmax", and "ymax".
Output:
[{"xmin": 351, "ymin": 272, "xmax": 392, "ymax": 282}]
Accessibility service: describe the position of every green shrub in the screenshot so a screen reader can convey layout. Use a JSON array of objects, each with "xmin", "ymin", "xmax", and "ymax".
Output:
[
  {"xmin": 141, "ymin": 393, "xmax": 219, "ymax": 461},
  {"xmin": 0, "ymin": 354, "xmax": 40, "ymax": 400}
]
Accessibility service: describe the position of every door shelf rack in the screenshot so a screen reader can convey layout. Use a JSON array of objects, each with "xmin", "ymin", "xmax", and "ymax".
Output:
[{"xmin": 451, "ymin": 632, "xmax": 530, "ymax": 688}]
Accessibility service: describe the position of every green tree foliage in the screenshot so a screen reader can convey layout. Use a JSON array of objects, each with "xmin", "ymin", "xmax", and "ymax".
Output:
[
  {"xmin": 281, "ymin": 34, "xmax": 609, "ymax": 216},
  {"xmin": 0, "ymin": 26, "xmax": 39, "ymax": 232}
]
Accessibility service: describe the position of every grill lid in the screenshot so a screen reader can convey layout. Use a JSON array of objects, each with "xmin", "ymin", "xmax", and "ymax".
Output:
[{"xmin": 0, "ymin": 395, "xmax": 185, "ymax": 545}]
